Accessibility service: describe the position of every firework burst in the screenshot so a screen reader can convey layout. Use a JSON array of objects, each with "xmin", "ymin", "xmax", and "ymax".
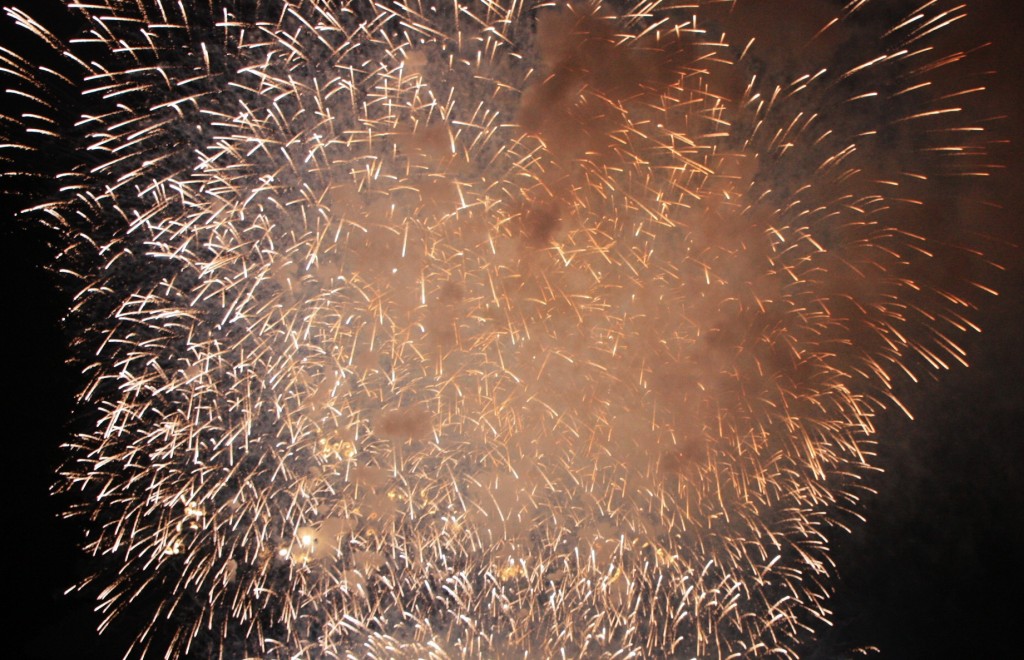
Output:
[{"xmin": 1, "ymin": 0, "xmax": 1001, "ymax": 656}]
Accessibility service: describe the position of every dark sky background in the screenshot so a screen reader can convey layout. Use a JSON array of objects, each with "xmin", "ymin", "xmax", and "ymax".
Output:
[{"xmin": 3, "ymin": 1, "xmax": 1021, "ymax": 658}]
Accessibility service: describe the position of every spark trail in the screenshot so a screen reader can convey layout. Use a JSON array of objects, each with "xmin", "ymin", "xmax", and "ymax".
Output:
[{"xmin": 0, "ymin": 0, "xmax": 1001, "ymax": 657}]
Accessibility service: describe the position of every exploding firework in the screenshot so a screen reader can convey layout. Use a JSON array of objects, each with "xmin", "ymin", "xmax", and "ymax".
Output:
[{"xmin": 1, "ymin": 0, "xmax": 1002, "ymax": 657}]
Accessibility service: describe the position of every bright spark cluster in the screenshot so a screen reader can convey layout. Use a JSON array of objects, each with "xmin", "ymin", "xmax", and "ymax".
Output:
[{"xmin": 1, "ymin": 0, "xmax": 999, "ymax": 657}]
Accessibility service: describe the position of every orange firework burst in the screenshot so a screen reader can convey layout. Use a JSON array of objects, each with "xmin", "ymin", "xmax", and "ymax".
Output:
[{"xmin": 1, "ymin": 0, "xmax": 1002, "ymax": 657}]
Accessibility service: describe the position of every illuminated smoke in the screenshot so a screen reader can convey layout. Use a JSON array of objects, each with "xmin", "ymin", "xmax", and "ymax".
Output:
[{"xmin": 1, "ymin": 0, "xmax": 999, "ymax": 656}]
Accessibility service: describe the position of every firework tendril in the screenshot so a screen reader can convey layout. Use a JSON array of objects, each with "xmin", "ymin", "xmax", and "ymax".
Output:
[{"xmin": 1, "ymin": 0, "xmax": 1001, "ymax": 657}]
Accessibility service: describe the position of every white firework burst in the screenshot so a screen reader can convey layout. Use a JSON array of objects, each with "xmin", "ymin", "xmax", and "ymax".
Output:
[{"xmin": 0, "ymin": 0, "xmax": 1000, "ymax": 657}]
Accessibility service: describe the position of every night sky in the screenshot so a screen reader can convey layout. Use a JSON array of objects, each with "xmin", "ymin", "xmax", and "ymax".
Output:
[{"xmin": 4, "ymin": 1, "xmax": 1022, "ymax": 657}]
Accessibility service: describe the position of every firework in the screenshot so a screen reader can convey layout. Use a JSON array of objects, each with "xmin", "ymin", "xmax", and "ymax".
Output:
[{"xmin": 1, "ymin": 0, "xmax": 1000, "ymax": 656}]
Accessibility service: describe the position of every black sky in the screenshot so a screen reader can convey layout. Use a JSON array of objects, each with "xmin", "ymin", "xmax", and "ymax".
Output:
[{"xmin": 3, "ymin": 1, "xmax": 1022, "ymax": 657}]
